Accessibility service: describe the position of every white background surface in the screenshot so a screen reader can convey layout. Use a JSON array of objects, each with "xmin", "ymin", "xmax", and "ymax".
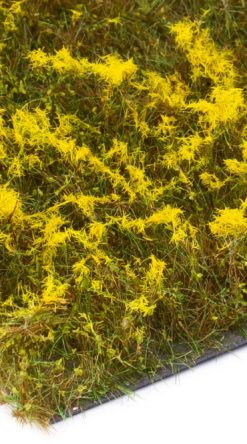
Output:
[{"xmin": 1, "ymin": 345, "xmax": 247, "ymax": 444}]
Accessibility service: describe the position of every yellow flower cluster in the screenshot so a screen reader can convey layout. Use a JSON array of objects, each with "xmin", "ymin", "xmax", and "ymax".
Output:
[
  {"xmin": 209, "ymin": 206, "xmax": 247, "ymax": 237},
  {"xmin": 0, "ymin": 185, "xmax": 23, "ymax": 223},
  {"xmin": 27, "ymin": 48, "xmax": 137, "ymax": 86},
  {"xmin": 169, "ymin": 18, "xmax": 236, "ymax": 86}
]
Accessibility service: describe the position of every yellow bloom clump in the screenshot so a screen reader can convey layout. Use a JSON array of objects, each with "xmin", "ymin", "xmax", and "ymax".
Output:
[
  {"xmin": 0, "ymin": 185, "xmax": 23, "ymax": 223},
  {"xmin": 169, "ymin": 18, "xmax": 237, "ymax": 86},
  {"xmin": 209, "ymin": 206, "xmax": 247, "ymax": 237},
  {"xmin": 28, "ymin": 49, "xmax": 137, "ymax": 86}
]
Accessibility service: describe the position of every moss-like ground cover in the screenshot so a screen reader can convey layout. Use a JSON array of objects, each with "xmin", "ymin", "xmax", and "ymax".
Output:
[{"xmin": 0, "ymin": 0, "xmax": 246, "ymax": 426}]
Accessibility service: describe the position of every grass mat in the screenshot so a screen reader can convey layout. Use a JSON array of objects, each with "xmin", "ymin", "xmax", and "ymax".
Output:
[
  {"xmin": 50, "ymin": 322, "xmax": 247, "ymax": 424},
  {"xmin": 0, "ymin": 0, "xmax": 246, "ymax": 427}
]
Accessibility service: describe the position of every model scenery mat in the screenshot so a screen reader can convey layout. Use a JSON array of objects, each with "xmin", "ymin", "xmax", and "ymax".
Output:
[{"xmin": 0, "ymin": 0, "xmax": 246, "ymax": 427}]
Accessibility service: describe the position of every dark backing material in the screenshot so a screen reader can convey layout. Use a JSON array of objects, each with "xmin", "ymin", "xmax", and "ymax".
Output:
[{"xmin": 51, "ymin": 323, "xmax": 247, "ymax": 424}]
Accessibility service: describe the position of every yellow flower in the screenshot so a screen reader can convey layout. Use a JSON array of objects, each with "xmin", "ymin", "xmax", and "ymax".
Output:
[
  {"xmin": 224, "ymin": 159, "xmax": 247, "ymax": 176},
  {"xmin": 0, "ymin": 185, "xmax": 23, "ymax": 223},
  {"xmin": 200, "ymin": 172, "xmax": 227, "ymax": 190},
  {"xmin": 209, "ymin": 207, "xmax": 247, "ymax": 237},
  {"xmin": 170, "ymin": 18, "xmax": 236, "ymax": 86},
  {"xmin": 187, "ymin": 87, "xmax": 245, "ymax": 129},
  {"xmin": 70, "ymin": 9, "xmax": 83, "ymax": 25},
  {"xmin": 41, "ymin": 274, "xmax": 70, "ymax": 305},
  {"xmin": 91, "ymin": 54, "xmax": 137, "ymax": 86},
  {"xmin": 51, "ymin": 47, "xmax": 86, "ymax": 74},
  {"xmin": 105, "ymin": 16, "xmax": 122, "ymax": 25},
  {"xmin": 178, "ymin": 133, "xmax": 203, "ymax": 162},
  {"xmin": 7, "ymin": 156, "xmax": 24, "ymax": 178},
  {"xmin": 144, "ymin": 71, "xmax": 189, "ymax": 108},
  {"xmin": 126, "ymin": 295, "xmax": 156, "ymax": 317},
  {"xmin": 145, "ymin": 254, "xmax": 166, "ymax": 286},
  {"xmin": 104, "ymin": 138, "xmax": 129, "ymax": 164},
  {"xmin": 27, "ymin": 48, "xmax": 50, "ymax": 69},
  {"xmin": 146, "ymin": 205, "xmax": 183, "ymax": 227}
]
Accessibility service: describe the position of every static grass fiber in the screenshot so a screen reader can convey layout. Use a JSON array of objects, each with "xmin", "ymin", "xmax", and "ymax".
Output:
[{"xmin": 0, "ymin": 0, "xmax": 247, "ymax": 426}]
